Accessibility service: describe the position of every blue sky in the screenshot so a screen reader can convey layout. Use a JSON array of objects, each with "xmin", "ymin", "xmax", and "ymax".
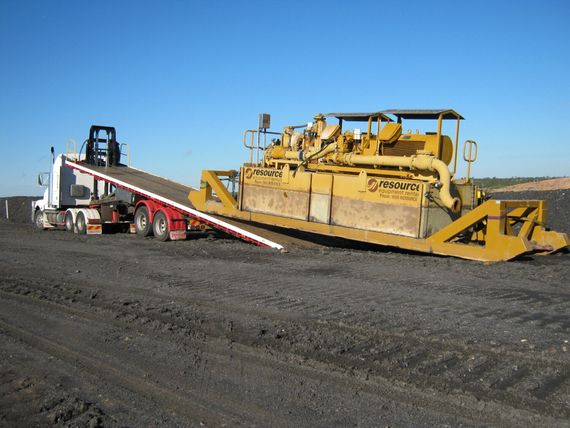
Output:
[{"xmin": 1, "ymin": 0, "xmax": 569, "ymax": 196}]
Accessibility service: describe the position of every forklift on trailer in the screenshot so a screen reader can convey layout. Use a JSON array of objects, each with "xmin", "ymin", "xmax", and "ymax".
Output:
[
  {"xmin": 33, "ymin": 125, "xmax": 284, "ymax": 248},
  {"xmin": 34, "ymin": 125, "xmax": 206, "ymax": 240}
]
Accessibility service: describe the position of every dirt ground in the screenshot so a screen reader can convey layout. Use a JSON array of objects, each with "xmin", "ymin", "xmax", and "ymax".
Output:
[{"xmin": 1, "ymin": 191, "xmax": 569, "ymax": 427}]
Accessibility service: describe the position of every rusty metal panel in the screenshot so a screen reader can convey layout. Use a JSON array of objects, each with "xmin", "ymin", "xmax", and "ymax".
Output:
[
  {"xmin": 420, "ymin": 182, "xmax": 472, "ymax": 238},
  {"xmin": 331, "ymin": 196, "xmax": 421, "ymax": 237},
  {"xmin": 242, "ymin": 184, "xmax": 309, "ymax": 220},
  {"xmin": 309, "ymin": 174, "xmax": 333, "ymax": 224},
  {"xmin": 309, "ymin": 193, "xmax": 331, "ymax": 224}
]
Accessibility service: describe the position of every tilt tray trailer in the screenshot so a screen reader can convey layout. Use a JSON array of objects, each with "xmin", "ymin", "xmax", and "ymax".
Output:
[{"xmin": 33, "ymin": 125, "xmax": 284, "ymax": 249}]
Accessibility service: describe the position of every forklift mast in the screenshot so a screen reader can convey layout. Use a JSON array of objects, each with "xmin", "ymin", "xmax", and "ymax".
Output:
[{"xmin": 85, "ymin": 125, "xmax": 121, "ymax": 167}]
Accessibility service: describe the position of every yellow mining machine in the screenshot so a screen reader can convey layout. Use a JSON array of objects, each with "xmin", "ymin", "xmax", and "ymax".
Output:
[{"xmin": 188, "ymin": 109, "xmax": 569, "ymax": 261}]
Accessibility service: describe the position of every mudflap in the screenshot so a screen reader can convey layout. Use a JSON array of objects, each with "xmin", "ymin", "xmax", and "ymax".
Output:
[
  {"xmin": 169, "ymin": 230, "xmax": 186, "ymax": 241},
  {"xmin": 86, "ymin": 224, "xmax": 102, "ymax": 235}
]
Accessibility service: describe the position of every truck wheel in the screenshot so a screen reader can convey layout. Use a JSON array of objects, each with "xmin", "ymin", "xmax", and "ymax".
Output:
[
  {"xmin": 65, "ymin": 211, "xmax": 75, "ymax": 233},
  {"xmin": 134, "ymin": 206, "xmax": 153, "ymax": 237},
  {"xmin": 75, "ymin": 212, "xmax": 87, "ymax": 235},
  {"xmin": 152, "ymin": 211, "xmax": 169, "ymax": 241},
  {"xmin": 34, "ymin": 210, "xmax": 44, "ymax": 230}
]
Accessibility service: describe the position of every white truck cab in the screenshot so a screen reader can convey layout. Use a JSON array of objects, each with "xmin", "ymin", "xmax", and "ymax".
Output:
[{"xmin": 34, "ymin": 150, "xmax": 105, "ymax": 231}]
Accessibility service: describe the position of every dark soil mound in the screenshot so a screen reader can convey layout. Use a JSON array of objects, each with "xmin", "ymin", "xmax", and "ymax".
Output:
[{"xmin": 0, "ymin": 197, "xmax": 41, "ymax": 224}]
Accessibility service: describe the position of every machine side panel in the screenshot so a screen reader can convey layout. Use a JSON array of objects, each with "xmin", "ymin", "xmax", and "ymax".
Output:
[
  {"xmin": 241, "ymin": 185, "xmax": 310, "ymax": 220},
  {"xmin": 331, "ymin": 175, "xmax": 423, "ymax": 238},
  {"xmin": 309, "ymin": 174, "xmax": 333, "ymax": 224},
  {"xmin": 330, "ymin": 197, "xmax": 421, "ymax": 237},
  {"xmin": 420, "ymin": 183, "xmax": 474, "ymax": 238},
  {"xmin": 309, "ymin": 193, "xmax": 331, "ymax": 224},
  {"xmin": 240, "ymin": 166, "xmax": 311, "ymax": 221}
]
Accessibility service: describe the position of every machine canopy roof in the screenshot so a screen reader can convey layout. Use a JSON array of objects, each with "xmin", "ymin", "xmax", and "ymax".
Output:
[
  {"xmin": 381, "ymin": 109, "xmax": 464, "ymax": 120},
  {"xmin": 324, "ymin": 112, "xmax": 393, "ymax": 122}
]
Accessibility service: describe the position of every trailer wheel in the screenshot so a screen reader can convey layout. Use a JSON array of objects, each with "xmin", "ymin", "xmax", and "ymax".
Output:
[
  {"xmin": 65, "ymin": 211, "xmax": 74, "ymax": 233},
  {"xmin": 153, "ymin": 211, "xmax": 169, "ymax": 241},
  {"xmin": 34, "ymin": 210, "xmax": 44, "ymax": 230},
  {"xmin": 134, "ymin": 206, "xmax": 153, "ymax": 237},
  {"xmin": 75, "ymin": 212, "xmax": 87, "ymax": 235}
]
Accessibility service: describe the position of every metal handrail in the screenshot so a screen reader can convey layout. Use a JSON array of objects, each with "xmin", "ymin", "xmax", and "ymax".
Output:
[
  {"xmin": 243, "ymin": 129, "xmax": 258, "ymax": 164},
  {"xmin": 120, "ymin": 143, "xmax": 131, "ymax": 167},
  {"xmin": 463, "ymin": 140, "xmax": 478, "ymax": 181},
  {"xmin": 65, "ymin": 139, "xmax": 77, "ymax": 160}
]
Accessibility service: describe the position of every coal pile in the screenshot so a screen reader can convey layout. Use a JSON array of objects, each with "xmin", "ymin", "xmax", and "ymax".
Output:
[
  {"xmin": 0, "ymin": 197, "xmax": 41, "ymax": 224},
  {"xmin": 491, "ymin": 189, "xmax": 570, "ymax": 234}
]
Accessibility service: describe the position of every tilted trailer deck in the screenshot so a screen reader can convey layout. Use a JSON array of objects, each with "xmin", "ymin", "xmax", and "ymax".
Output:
[
  {"xmin": 34, "ymin": 125, "xmax": 287, "ymax": 249},
  {"xmin": 64, "ymin": 159, "xmax": 284, "ymax": 249}
]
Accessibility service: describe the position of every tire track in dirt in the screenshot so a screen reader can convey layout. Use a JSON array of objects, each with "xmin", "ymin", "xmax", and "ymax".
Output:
[
  {"xmin": 0, "ymin": 291, "xmax": 561, "ymax": 428},
  {"xmin": 0, "ymin": 364, "xmax": 109, "ymax": 427},
  {"xmin": 0, "ymin": 289, "xmax": 484, "ymax": 427},
  {"xmin": 1, "ymin": 276, "xmax": 569, "ymax": 424},
  {"xmin": 2, "ymin": 222, "xmax": 570, "ymax": 426},
  {"xmin": 148, "ymin": 265, "xmax": 570, "ymax": 345},
  {"xmin": 0, "ymin": 299, "xmax": 281, "ymax": 428}
]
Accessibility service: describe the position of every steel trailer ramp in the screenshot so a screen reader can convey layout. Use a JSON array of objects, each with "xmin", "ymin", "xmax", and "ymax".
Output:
[{"xmin": 65, "ymin": 160, "xmax": 284, "ymax": 250}]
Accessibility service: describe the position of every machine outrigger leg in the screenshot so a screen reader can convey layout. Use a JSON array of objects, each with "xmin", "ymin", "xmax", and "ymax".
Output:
[{"xmin": 426, "ymin": 199, "xmax": 569, "ymax": 261}]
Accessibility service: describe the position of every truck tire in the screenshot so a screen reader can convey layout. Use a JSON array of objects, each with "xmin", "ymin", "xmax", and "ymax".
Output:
[
  {"xmin": 34, "ymin": 210, "xmax": 44, "ymax": 230},
  {"xmin": 134, "ymin": 206, "xmax": 153, "ymax": 237},
  {"xmin": 65, "ymin": 211, "xmax": 75, "ymax": 233},
  {"xmin": 75, "ymin": 212, "xmax": 87, "ymax": 235},
  {"xmin": 152, "ymin": 211, "xmax": 169, "ymax": 241}
]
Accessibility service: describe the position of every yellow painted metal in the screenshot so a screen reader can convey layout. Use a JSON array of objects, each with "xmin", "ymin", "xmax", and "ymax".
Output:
[
  {"xmin": 452, "ymin": 116, "xmax": 461, "ymax": 176},
  {"xmin": 188, "ymin": 109, "xmax": 569, "ymax": 261},
  {"xmin": 243, "ymin": 130, "xmax": 261, "ymax": 164},
  {"xmin": 189, "ymin": 170, "xmax": 569, "ymax": 261},
  {"xmin": 463, "ymin": 140, "xmax": 478, "ymax": 181},
  {"xmin": 338, "ymin": 151, "xmax": 460, "ymax": 212},
  {"xmin": 377, "ymin": 122, "xmax": 402, "ymax": 144}
]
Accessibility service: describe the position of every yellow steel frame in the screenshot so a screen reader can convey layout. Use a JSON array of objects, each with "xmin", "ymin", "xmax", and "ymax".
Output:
[
  {"xmin": 432, "ymin": 110, "xmax": 462, "ymax": 176},
  {"xmin": 463, "ymin": 140, "xmax": 478, "ymax": 181},
  {"xmin": 189, "ymin": 171, "xmax": 569, "ymax": 262}
]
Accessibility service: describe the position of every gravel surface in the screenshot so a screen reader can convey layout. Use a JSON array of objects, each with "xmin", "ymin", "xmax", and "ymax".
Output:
[{"xmin": 0, "ymin": 191, "xmax": 568, "ymax": 427}]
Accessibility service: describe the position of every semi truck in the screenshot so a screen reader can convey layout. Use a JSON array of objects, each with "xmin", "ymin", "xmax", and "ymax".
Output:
[
  {"xmin": 33, "ymin": 125, "xmax": 283, "ymax": 248},
  {"xmin": 34, "ymin": 118, "xmax": 569, "ymax": 261}
]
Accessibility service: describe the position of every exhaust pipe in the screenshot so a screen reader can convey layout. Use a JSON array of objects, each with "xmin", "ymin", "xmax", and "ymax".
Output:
[
  {"xmin": 283, "ymin": 145, "xmax": 461, "ymax": 212},
  {"xmin": 340, "ymin": 152, "xmax": 461, "ymax": 213}
]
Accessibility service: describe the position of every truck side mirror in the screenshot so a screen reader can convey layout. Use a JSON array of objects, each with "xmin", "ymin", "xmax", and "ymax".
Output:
[{"xmin": 38, "ymin": 172, "xmax": 50, "ymax": 186}]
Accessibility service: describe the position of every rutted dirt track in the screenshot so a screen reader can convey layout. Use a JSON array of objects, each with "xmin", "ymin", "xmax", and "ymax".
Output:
[{"xmin": 1, "ymin": 197, "xmax": 570, "ymax": 426}]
